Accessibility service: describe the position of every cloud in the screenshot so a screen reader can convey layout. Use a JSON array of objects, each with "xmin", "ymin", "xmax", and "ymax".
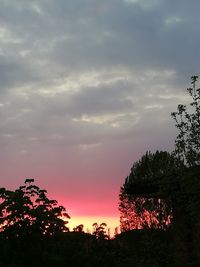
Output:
[{"xmin": 0, "ymin": 0, "xmax": 199, "ymax": 217}]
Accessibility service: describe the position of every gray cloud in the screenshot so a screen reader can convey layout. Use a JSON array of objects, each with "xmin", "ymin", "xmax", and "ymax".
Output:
[{"xmin": 0, "ymin": 0, "xmax": 198, "ymax": 216}]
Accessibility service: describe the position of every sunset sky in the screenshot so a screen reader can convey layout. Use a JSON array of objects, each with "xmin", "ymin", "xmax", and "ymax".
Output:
[{"xmin": 0, "ymin": 0, "xmax": 199, "ymax": 232}]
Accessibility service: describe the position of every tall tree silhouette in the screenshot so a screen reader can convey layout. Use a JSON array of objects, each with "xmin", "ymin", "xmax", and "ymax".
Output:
[
  {"xmin": 119, "ymin": 151, "xmax": 177, "ymax": 231},
  {"xmin": 170, "ymin": 76, "xmax": 200, "ymax": 266},
  {"xmin": 171, "ymin": 75, "xmax": 200, "ymax": 166},
  {"xmin": 0, "ymin": 179, "xmax": 70, "ymax": 239},
  {"xmin": 119, "ymin": 77, "xmax": 200, "ymax": 266}
]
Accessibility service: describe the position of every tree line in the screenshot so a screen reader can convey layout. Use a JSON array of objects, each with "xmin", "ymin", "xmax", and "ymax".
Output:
[{"xmin": 119, "ymin": 76, "xmax": 200, "ymax": 266}]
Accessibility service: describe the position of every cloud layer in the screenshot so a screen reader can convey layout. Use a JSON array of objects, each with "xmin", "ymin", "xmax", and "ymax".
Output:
[{"xmin": 0, "ymin": 0, "xmax": 199, "ymax": 217}]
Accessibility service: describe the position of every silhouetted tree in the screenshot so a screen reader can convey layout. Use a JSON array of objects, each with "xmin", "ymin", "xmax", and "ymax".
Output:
[
  {"xmin": 92, "ymin": 223, "xmax": 108, "ymax": 240},
  {"xmin": 119, "ymin": 76, "xmax": 200, "ymax": 266},
  {"xmin": 119, "ymin": 151, "xmax": 177, "ymax": 231},
  {"xmin": 171, "ymin": 75, "xmax": 200, "ymax": 166},
  {"xmin": 170, "ymin": 76, "xmax": 200, "ymax": 266},
  {"xmin": 0, "ymin": 179, "xmax": 70, "ymax": 239},
  {"xmin": 73, "ymin": 224, "xmax": 84, "ymax": 233}
]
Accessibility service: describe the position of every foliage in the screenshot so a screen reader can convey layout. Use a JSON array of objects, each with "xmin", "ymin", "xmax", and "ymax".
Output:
[
  {"xmin": 126, "ymin": 151, "xmax": 180, "ymax": 183},
  {"xmin": 0, "ymin": 183, "xmax": 176, "ymax": 267},
  {"xmin": 119, "ymin": 76, "xmax": 200, "ymax": 265},
  {"xmin": 0, "ymin": 179, "xmax": 70, "ymax": 239},
  {"xmin": 171, "ymin": 75, "xmax": 200, "ymax": 166},
  {"xmin": 73, "ymin": 224, "xmax": 84, "ymax": 232},
  {"xmin": 170, "ymin": 76, "xmax": 200, "ymax": 265},
  {"xmin": 119, "ymin": 151, "xmax": 177, "ymax": 231},
  {"xmin": 170, "ymin": 166, "xmax": 200, "ymax": 266},
  {"xmin": 92, "ymin": 222, "xmax": 108, "ymax": 240}
]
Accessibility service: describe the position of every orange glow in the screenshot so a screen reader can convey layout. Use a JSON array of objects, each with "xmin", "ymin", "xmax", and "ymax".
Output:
[{"xmin": 67, "ymin": 216, "xmax": 120, "ymax": 237}]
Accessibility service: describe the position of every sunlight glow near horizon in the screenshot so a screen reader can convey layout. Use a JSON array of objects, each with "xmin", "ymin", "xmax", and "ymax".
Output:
[{"xmin": 67, "ymin": 216, "xmax": 120, "ymax": 237}]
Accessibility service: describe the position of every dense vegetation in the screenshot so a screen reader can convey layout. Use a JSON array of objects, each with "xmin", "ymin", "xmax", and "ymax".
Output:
[
  {"xmin": 0, "ymin": 179, "xmax": 173, "ymax": 267},
  {"xmin": 119, "ymin": 151, "xmax": 176, "ymax": 231},
  {"xmin": 0, "ymin": 77, "xmax": 199, "ymax": 266},
  {"xmin": 119, "ymin": 76, "xmax": 200, "ymax": 266}
]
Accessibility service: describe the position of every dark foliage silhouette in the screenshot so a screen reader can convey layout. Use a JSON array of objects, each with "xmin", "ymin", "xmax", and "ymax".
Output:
[
  {"xmin": 0, "ymin": 179, "xmax": 70, "ymax": 238},
  {"xmin": 119, "ymin": 76, "xmax": 200, "ymax": 266},
  {"xmin": 73, "ymin": 224, "xmax": 84, "ymax": 232},
  {"xmin": 92, "ymin": 222, "xmax": 108, "ymax": 240},
  {"xmin": 171, "ymin": 75, "xmax": 200, "ymax": 166},
  {"xmin": 119, "ymin": 151, "xmax": 176, "ymax": 231}
]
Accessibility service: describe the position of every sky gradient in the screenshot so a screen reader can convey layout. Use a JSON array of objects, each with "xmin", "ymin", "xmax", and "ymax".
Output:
[{"xmin": 0, "ymin": 0, "xmax": 199, "ymax": 231}]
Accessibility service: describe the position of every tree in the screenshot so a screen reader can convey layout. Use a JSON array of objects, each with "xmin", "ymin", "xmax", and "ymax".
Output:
[
  {"xmin": 119, "ymin": 151, "xmax": 176, "ymax": 231},
  {"xmin": 170, "ymin": 76, "xmax": 200, "ymax": 266},
  {"xmin": 171, "ymin": 75, "xmax": 200, "ymax": 166},
  {"xmin": 0, "ymin": 179, "xmax": 70, "ymax": 239},
  {"xmin": 92, "ymin": 223, "xmax": 108, "ymax": 240},
  {"xmin": 73, "ymin": 224, "xmax": 84, "ymax": 233}
]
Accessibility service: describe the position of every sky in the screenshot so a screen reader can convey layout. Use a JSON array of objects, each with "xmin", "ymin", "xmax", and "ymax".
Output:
[{"xmin": 0, "ymin": 0, "xmax": 200, "ymax": 232}]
